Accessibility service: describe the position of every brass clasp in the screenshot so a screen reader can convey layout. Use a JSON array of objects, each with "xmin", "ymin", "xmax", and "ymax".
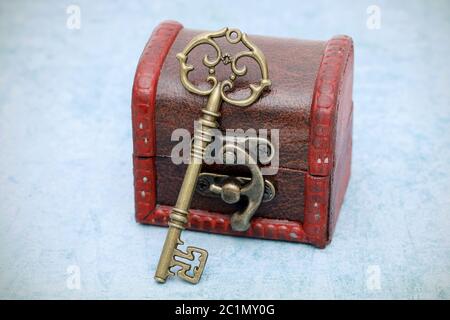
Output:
[
  {"xmin": 197, "ymin": 172, "xmax": 276, "ymax": 231},
  {"xmin": 197, "ymin": 135, "xmax": 276, "ymax": 231},
  {"xmin": 197, "ymin": 173, "xmax": 276, "ymax": 204}
]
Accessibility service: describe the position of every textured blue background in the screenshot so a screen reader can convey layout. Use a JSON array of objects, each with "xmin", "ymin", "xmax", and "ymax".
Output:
[{"xmin": 0, "ymin": 0, "xmax": 449, "ymax": 299}]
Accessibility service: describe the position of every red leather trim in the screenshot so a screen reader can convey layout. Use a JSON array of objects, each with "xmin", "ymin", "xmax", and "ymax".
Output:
[
  {"xmin": 304, "ymin": 35, "xmax": 353, "ymax": 245},
  {"xmin": 133, "ymin": 156, "xmax": 157, "ymax": 222},
  {"xmin": 308, "ymin": 35, "xmax": 353, "ymax": 176},
  {"xmin": 132, "ymin": 21, "xmax": 183, "ymax": 221},
  {"xmin": 303, "ymin": 175, "xmax": 330, "ymax": 248},
  {"xmin": 142, "ymin": 205, "xmax": 308, "ymax": 244},
  {"xmin": 131, "ymin": 21, "xmax": 183, "ymax": 157}
]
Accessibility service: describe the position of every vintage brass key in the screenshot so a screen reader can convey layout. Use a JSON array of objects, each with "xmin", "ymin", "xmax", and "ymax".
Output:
[{"xmin": 154, "ymin": 27, "xmax": 271, "ymax": 284}]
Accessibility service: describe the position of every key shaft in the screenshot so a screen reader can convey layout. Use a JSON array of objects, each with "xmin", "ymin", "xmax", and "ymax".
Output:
[{"xmin": 154, "ymin": 86, "xmax": 222, "ymax": 284}]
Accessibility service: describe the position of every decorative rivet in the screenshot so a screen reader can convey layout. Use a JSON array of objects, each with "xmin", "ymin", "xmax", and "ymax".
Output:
[
  {"xmin": 141, "ymin": 191, "xmax": 145, "ymax": 198},
  {"xmin": 139, "ymin": 122, "xmax": 143, "ymax": 130},
  {"xmin": 221, "ymin": 53, "xmax": 232, "ymax": 65},
  {"xmin": 197, "ymin": 176, "xmax": 210, "ymax": 192},
  {"xmin": 143, "ymin": 177, "xmax": 148, "ymax": 183},
  {"xmin": 144, "ymin": 138, "xmax": 148, "ymax": 144},
  {"xmin": 263, "ymin": 184, "xmax": 275, "ymax": 202}
]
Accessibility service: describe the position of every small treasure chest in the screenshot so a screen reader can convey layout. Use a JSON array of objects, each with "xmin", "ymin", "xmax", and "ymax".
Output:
[{"xmin": 131, "ymin": 21, "xmax": 354, "ymax": 279}]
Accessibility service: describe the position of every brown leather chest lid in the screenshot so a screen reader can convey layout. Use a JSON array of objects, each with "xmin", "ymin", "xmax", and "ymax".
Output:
[{"xmin": 155, "ymin": 28, "xmax": 326, "ymax": 172}]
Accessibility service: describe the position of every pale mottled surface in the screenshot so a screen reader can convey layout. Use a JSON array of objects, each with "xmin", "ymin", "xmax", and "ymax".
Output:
[{"xmin": 0, "ymin": 0, "xmax": 449, "ymax": 299}]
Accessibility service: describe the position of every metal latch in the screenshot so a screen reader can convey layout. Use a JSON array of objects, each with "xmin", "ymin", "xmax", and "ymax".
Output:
[
  {"xmin": 196, "ymin": 172, "xmax": 275, "ymax": 230},
  {"xmin": 197, "ymin": 134, "xmax": 276, "ymax": 232}
]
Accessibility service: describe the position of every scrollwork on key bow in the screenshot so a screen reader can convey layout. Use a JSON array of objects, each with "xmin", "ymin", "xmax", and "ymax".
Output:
[{"xmin": 176, "ymin": 27, "xmax": 271, "ymax": 107}]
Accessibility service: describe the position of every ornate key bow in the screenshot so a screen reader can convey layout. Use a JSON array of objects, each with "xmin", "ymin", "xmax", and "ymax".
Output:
[{"xmin": 154, "ymin": 27, "xmax": 271, "ymax": 284}]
